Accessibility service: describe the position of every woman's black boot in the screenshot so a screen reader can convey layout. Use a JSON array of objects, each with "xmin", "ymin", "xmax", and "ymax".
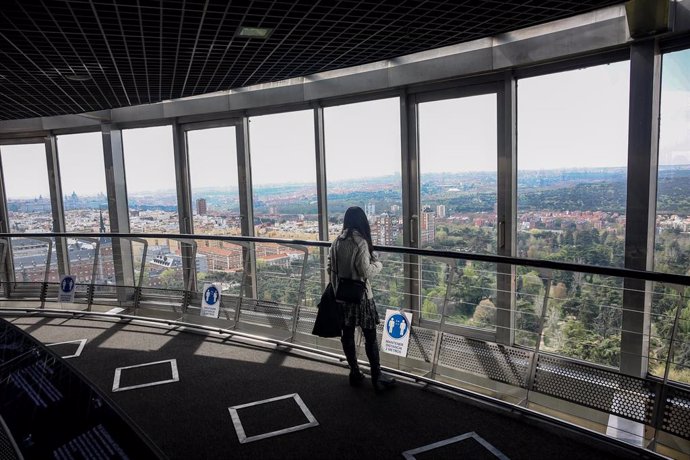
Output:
[
  {"xmin": 349, "ymin": 369, "xmax": 365, "ymax": 387},
  {"xmin": 371, "ymin": 368, "xmax": 396, "ymax": 392}
]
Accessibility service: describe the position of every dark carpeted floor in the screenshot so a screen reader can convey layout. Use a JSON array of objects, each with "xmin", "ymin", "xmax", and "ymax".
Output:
[{"xmin": 6, "ymin": 315, "xmax": 645, "ymax": 460}]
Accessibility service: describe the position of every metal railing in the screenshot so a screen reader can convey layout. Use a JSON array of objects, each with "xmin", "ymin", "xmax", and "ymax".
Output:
[{"xmin": 0, "ymin": 231, "xmax": 689, "ymax": 457}]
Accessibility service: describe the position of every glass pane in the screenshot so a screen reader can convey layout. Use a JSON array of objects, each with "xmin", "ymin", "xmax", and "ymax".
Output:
[
  {"xmin": 652, "ymin": 48, "xmax": 690, "ymax": 384},
  {"xmin": 122, "ymin": 126, "xmax": 179, "ymax": 233},
  {"xmin": 2, "ymin": 143, "xmax": 52, "ymax": 233},
  {"xmin": 188, "ymin": 126, "xmax": 240, "ymax": 236},
  {"xmin": 250, "ymin": 110, "xmax": 318, "ymax": 240},
  {"xmin": 517, "ymin": 61, "xmax": 630, "ymax": 368},
  {"xmin": 324, "ymin": 98, "xmax": 402, "ymax": 245},
  {"xmin": 419, "ymin": 94, "xmax": 498, "ymax": 252},
  {"xmin": 57, "ymin": 132, "xmax": 109, "ymax": 232}
]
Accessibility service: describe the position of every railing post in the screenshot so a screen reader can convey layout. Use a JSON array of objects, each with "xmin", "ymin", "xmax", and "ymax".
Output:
[
  {"xmin": 132, "ymin": 238, "xmax": 148, "ymax": 315},
  {"xmin": 523, "ymin": 268, "xmax": 552, "ymax": 402},
  {"xmin": 287, "ymin": 245, "xmax": 309, "ymax": 341},
  {"xmin": 650, "ymin": 284, "xmax": 686, "ymax": 449},
  {"xmin": 430, "ymin": 260, "xmax": 457, "ymax": 379},
  {"xmin": 40, "ymin": 239, "xmax": 53, "ymax": 309}
]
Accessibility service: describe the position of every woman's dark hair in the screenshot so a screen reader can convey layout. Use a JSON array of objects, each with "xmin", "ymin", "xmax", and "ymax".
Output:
[{"xmin": 342, "ymin": 206, "xmax": 373, "ymax": 255}]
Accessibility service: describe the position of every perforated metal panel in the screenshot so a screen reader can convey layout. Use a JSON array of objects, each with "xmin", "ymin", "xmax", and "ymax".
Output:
[
  {"xmin": 295, "ymin": 307, "xmax": 317, "ymax": 334},
  {"xmin": 219, "ymin": 295, "xmax": 240, "ymax": 321},
  {"xmin": 532, "ymin": 355, "xmax": 656, "ymax": 423},
  {"xmin": 406, "ymin": 327, "xmax": 437, "ymax": 363},
  {"xmin": 0, "ymin": 416, "xmax": 20, "ymax": 460},
  {"xmin": 239, "ymin": 299, "xmax": 294, "ymax": 331},
  {"xmin": 437, "ymin": 334, "xmax": 531, "ymax": 387},
  {"xmin": 373, "ymin": 324, "xmax": 436, "ymax": 363},
  {"xmin": 661, "ymin": 386, "xmax": 690, "ymax": 440}
]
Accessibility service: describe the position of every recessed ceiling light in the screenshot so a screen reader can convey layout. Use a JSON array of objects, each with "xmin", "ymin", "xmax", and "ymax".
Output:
[
  {"xmin": 236, "ymin": 26, "xmax": 273, "ymax": 39},
  {"xmin": 63, "ymin": 73, "xmax": 92, "ymax": 82}
]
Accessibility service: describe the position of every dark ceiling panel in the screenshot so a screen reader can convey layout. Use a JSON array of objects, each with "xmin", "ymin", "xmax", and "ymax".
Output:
[{"xmin": 0, "ymin": 0, "xmax": 624, "ymax": 120}]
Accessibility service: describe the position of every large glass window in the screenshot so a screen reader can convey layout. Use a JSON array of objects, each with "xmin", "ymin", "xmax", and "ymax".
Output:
[
  {"xmin": 186, "ymin": 126, "xmax": 241, "ymax": 295},
  {"xmin": 651, "ymin": 48, "xmax": 690, "ymax": 384},
  {"xmin": 57, "ymin": 132, "xmax": 109, "ymax": 232},
  {"xmin": 1, "ymin": 143, "xmax": 52, "ymax": 233},
  {"xmin": 418, "ymin": 93, "xmax": 498, "ymax": 330},
  {"xmin": 0, "ymin": 143, "xmax": 57, "ymax": 283},
  {"xmin": 57, "ymin": 132, "xmax": 114, "ymax": 286},
  {"xmin": 324, "ymin": 98, "xmax": 403, "ymax": 314},
  {"xmin": 249, "ymin": 110, "xmax": 321, "ymax": 306},
  {"xmin": 122, "ymin": 126, "xmax": 180, "ymax": 290},
  {"xmin": 516, "ymin": 62, "xmax": 630, "ymax": 367}
]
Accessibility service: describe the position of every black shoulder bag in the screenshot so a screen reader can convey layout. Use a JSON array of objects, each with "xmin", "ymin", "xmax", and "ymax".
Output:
[
  {"xmin": 333, "ymin": 238, "xmax": 367, "ymax": 304},
  {"xmin": 312, "ymin": 281, "xmax": 341, "ymax": 337}
]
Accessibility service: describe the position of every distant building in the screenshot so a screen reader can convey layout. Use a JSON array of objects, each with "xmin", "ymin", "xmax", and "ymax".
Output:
[
  {"xmin": 365, "ymin": 202, "xmax": 376, "ymax": 218},
  {"xmin": 196, "ymin": 198, "xmax": 207, "ymax": 216},
  {"xmin": 421, "ymin": 207, "xmax": 435, "ymax": 245},
  {"xmin": 436, "ymin": 205, "xmax": 446, "ymax": 218},
  {"xmin": 372, "ymin": 213, "xmax": 394, "ymax": 246}
]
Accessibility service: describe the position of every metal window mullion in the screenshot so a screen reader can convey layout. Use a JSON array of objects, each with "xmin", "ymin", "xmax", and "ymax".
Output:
[
  {"xmin": 173, "ymin": 122, "xmax": 196, "ymax": 293},
  {"xmin": 0, "ymin": 150, "xmax": 14, "ymax": 294},
  {"xmin": 45, "ymin": 134, "xmax": 69, "ymax": 277},
  {"xmin": 496, "ymin": 73, "xmax": 517, "ymax": 346},
  {"xmin": 621, "ymin": 40, "xmax": 661, "ymax": 378},
  {"xmin": 237, "ymin": 117, "xmax": 257, "ymax": 300},
  {"xmin": 102, "ymin": 124, "xmax": 135, "ymax": 302},
  {"xmin": 401, "ymin": 91, "xmax": 421, "ymax": 320},
  {"xmin": 314, "ymin": 106, "xmax": 329, "ymax": 287}
]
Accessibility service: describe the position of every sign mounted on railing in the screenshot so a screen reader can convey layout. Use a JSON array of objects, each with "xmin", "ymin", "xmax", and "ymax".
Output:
[
  {"xmin": 382, "ymin": 309, "xmax": 412, "ymax": 357},
  {"xmin": 201, "ymin": 283, "xmax": 221, "ymax": 318},
  {"xmin": 58, "ymin": 275, "xmax": 77, "ymax": 303}
]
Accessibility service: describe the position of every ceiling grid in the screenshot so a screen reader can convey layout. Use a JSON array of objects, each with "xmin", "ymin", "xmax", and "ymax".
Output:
[{"xmin": 0, "ymin": 0, "xmax": 623, "ymax": 120}]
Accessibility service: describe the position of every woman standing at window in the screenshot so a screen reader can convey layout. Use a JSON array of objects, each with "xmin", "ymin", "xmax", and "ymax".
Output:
[{"xmin": 328, "ymin": 206, "xmax": 396, "ymax": 392}]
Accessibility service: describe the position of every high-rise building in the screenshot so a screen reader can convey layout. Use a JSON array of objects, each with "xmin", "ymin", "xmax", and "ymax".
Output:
[
  {"xmin": 372, "ymin": 213, "xmax": 394, "ymax": 246},
  {"xmin": 365, "ymin": 202, "xmax": 376, "ymax": 218},
  {"xmin": 196, "ymin": 198, "xmax": 207, "ymax": 216},
  {"xmin": 436, "ymin": 205, "xmax": 446, "ymax": 219},
  {"xmin": 421, "ymin": 207, "xmax": 435, "ymax": 245}
]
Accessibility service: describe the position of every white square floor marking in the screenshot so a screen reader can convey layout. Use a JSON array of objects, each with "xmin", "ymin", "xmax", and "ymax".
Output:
[
  {"xmin": 228, "ymin": 393, "xmax": 318, "ymax": 444},
  {"xmin": 46, "ymin": 338, "xmax": 87, "ymax": 359},
  {"xmin": 402, "ymin": 432, "xmax": 510, "ymax": 460},
  {"xmin": 112, "ymin": 359, "xmax": 179, "ymax": 392}
]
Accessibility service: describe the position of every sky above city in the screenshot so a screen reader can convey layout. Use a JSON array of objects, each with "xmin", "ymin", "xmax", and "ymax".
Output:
[{"xmin": 1, "ymin": 50, "xmax": 689, "ymax": 199}]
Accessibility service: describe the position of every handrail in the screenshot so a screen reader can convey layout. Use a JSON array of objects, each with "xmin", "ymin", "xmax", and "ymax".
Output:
[{"xmin": 5, "ymin": 232, "xmax": 690, "ymax": 287}]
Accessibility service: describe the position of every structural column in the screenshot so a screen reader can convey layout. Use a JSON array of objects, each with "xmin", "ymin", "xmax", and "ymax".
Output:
[
  {"xmin": 102, "ymin": 124, "xmax": 135, "ymax": 300},
  {"xmin": 172, "ymin": 122, "xmax": 196, "ymax": 291},
  {"xmin": 314, "ymin": 107, "xmax": 330, "ymax": 286},
  {"xmin": 237, "ymin": 117, "xmax": 257, "ymax": 299},
  {"xmin": 621, "ymin": 40, "xmax": 661, "ymax": 377},
  {"xmin": 45, "ymin": 135, "xmax": 69, "ymax": 276}
]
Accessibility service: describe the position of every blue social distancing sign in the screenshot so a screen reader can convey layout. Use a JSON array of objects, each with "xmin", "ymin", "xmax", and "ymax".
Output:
[
  {"xmin": 201, "ymin": 283, "xmax": 221, "ymax": 318},
  {"xmin": 58, "ymin": 275, "xmax": 77, "ymax": 303},
  {"xmin": 382, "ymin": 309, "xmax": 413, "ymax": 357}
]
